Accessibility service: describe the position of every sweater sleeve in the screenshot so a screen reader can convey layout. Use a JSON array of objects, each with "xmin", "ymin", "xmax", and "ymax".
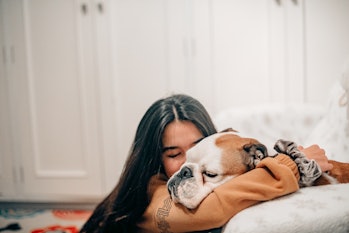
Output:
[{"xmin": 137, "ymin": 154, "xmax": 300, "ymax": 233}]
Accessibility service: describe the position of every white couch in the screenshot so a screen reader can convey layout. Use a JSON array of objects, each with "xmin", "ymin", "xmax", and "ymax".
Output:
[{"xmin": 213, "ymin": 77, "xmax": 349, "ymax": 233}]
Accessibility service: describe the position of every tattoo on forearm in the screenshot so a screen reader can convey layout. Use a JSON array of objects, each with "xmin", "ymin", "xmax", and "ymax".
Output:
[{"xmin": 156, "ymin": 197, "xmax": 173, "ymax": 233}]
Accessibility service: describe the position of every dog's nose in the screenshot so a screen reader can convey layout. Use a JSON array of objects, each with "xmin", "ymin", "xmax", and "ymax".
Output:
[{"xmin": 178, "ymin": 166, "xmax": 193, "ymax": 179}]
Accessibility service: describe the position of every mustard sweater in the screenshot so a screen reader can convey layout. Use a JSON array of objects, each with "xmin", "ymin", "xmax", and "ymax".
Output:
[{"xmin": 136, "ymin": 154, "xmax": 300, "ymax": 233}]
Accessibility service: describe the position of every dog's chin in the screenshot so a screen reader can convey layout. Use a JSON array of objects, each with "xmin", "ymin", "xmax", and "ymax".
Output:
[
  {"xmin": 176, "ymin": 196, "xmax": 201, "ymax": 209},
  {"xmin": 170, "ymin": 179, "xmax": 199, "ymax": 203},
  {"xmin": 171, "ymin": 181, "xmax": 213, "ymax": 209}
]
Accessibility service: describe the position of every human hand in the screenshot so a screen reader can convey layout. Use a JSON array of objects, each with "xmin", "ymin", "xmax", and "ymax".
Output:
[{"xmin": 298, "ymin": 145, "xmax": 333, "ymax": 172}]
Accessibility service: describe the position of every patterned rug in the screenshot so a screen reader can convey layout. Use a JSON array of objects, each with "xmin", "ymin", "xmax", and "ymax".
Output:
[{"xmin": 0, "ymin": 208, "xmax": 92, "ymax": 233}]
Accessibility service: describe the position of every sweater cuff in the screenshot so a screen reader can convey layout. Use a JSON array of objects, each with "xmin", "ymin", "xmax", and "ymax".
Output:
[{"xmin": 274, "ymin": 154, "xmax": 300, "ymax": 181}]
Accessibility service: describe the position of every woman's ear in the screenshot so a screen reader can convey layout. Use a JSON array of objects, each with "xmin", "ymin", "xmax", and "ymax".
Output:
[{"xmin": 220, "ymin": 127, "xmax": 239, "ymax": 133}]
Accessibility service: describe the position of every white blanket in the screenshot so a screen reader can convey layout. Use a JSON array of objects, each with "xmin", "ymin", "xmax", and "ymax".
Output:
[{"xmin": 223, "ymin": 184, "xmax": 349, "ymax": 233}]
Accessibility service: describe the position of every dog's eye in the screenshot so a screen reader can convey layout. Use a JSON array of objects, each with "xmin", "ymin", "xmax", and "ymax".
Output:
[{"xmin": 203, "ymin": 171, "xmax": 218, "ymax": 178}]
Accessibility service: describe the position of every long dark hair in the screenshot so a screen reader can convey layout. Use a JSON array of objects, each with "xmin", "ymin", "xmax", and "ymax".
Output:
[{"xmin": 80, "ymin": 94, "xmax": 217, "ymax": 233}]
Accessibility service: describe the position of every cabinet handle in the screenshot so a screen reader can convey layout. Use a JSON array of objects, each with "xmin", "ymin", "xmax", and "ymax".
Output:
[
  {"xmin": 10, "ymin": 46, "xmax": 15, "ymax": 63},
  {"xmin": 1, "ymin": 46, "xmax": 15, "ymax": 64},
  {"xmin": 81, "ymin": 3, "xmax": 88, "ymax": 15},
  {"xmin": 97, "ymin": 2, "xmax": 104, "ymax": 14},
  {"xmin": 275, "ymin": 0, "xmax": 297, "ymax": 5},
  {"xmin": 2, "ymin": 46, "xmax": 6, "ymax": 64}
]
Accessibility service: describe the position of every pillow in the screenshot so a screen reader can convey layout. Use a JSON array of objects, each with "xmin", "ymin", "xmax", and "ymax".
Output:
[{"xmin": 305, "ymin": 74, "xmax": 349, "ymax": 162}]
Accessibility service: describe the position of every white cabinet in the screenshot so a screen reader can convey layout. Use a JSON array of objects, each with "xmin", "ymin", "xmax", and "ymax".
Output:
[
  {"xmin": 0, "ymin": 0, "xmax": 171, "ymax": 203},
  {"xmin": 165, "ymin": 0, "xmax": 290, "ymax": 113},
  {"xmin": 211, "ymin": 0, "xmax": 349, "ymax": 112},
  {"xmin": 1, "ymin": 0, "xmax": 348, "ymax": 203},
  {"xmin": 167, "ymin": 0, "xmax": 349, "ymax": 114},
  {"xmin": 0, "ymin": 0, "xmax": 116, "ymax": 202}
]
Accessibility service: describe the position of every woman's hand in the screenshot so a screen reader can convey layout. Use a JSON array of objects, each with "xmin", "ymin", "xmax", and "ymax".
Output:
[{"xmin": 298, "ymin": 145, "xmax": 333, "ymax": 172}]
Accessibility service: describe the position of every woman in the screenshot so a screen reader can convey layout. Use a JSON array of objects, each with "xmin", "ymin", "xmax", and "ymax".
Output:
[{"xmin": 80, "ymin": 94, "xmax": 332, "ymax": 233}]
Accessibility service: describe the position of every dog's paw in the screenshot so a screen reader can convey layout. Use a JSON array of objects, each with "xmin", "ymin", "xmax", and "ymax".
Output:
[
  {"xmin": 243, "ymin": 143, "xmax": 268, "ymax": 169},
  {"xmin": 274, "ymin": 139, "xmax": 300, "ymax": 159},
  {"xmin": 295, "ymin": 157, "xmax": 322, "ymax": 187},
  {"xmin": 274, "ymin": 139, "xmax": 322, "ymax": 187}
]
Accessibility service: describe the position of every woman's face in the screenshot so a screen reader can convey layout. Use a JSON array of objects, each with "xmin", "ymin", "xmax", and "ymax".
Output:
[{"xmin": 161, "ymin": 120, "xmax": 204, "ymax": 178}]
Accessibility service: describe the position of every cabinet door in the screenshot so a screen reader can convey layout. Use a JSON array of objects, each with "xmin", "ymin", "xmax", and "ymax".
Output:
[
  {"xmin": 109, "ymin": 0, "xmax": 169, "ymax": 187},
  {"xmin": 211, "ymin": 0, "xmax": 273, "ymax": 112},
  {"xmin": 0, "ymin": 72, "xmax": 15, "ymax": 198},
  {"xmin": 166, "ymin": 0, "xmax": 283, "ymax": 113},
  {"xmin": 8, "ymin": 0, "xmax": 105, "ymax": 201},
  {"xmin": 0, "ymin": 0, "xmax": 16, "ymax": 198},
  {"xmin": 166, "ymin": 0, "xmax": 213, "ymax": 113}
]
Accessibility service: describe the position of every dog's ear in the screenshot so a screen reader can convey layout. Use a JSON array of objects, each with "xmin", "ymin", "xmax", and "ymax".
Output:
[
  {"xmin": 243, "ymin": 143, "xmax": 268, "ymax": 158},
  {"xmin": 220, "ymin": 128, "xmax": 239, "ymax": 133},
  {"xmin": 243, "ymin": 143, "xmax": 268, "ymax": 169}
]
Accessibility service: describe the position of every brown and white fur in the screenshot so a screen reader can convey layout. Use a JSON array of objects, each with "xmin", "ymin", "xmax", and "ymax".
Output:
[{"xmin": 167, "ymin": 130, "xmax": 349, "ymax": 209}]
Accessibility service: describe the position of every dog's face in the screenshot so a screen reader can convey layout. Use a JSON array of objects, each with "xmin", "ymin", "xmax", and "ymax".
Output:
[{"xmin": 167, "ymin": 132, "xmax": 267, "ymax": 209}]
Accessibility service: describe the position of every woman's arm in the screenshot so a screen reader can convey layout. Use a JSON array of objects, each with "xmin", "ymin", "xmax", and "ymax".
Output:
[
  {"xmin": 137, "ymin": 154, "xmax": 299, "ymax": 233},
  {"xmin": 299, "ymin": 145, "xmax": 333, "ymax": 172}
]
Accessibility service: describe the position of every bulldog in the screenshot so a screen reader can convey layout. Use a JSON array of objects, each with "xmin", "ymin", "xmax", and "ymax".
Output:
[{"xmin": 167, "ymin": 130, "xmax": 349, "ymax": 209}]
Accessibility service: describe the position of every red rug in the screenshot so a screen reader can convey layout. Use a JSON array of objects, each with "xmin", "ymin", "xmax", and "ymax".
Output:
[{"xmin": 0, "ymin": 208, "xmax": 92, "ymax": 232}]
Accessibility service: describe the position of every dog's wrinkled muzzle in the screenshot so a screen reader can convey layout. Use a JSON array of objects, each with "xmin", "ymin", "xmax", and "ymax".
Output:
[{"xmin": 167, "ymin": 166, "xmax": 194, "ymax": 197}]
